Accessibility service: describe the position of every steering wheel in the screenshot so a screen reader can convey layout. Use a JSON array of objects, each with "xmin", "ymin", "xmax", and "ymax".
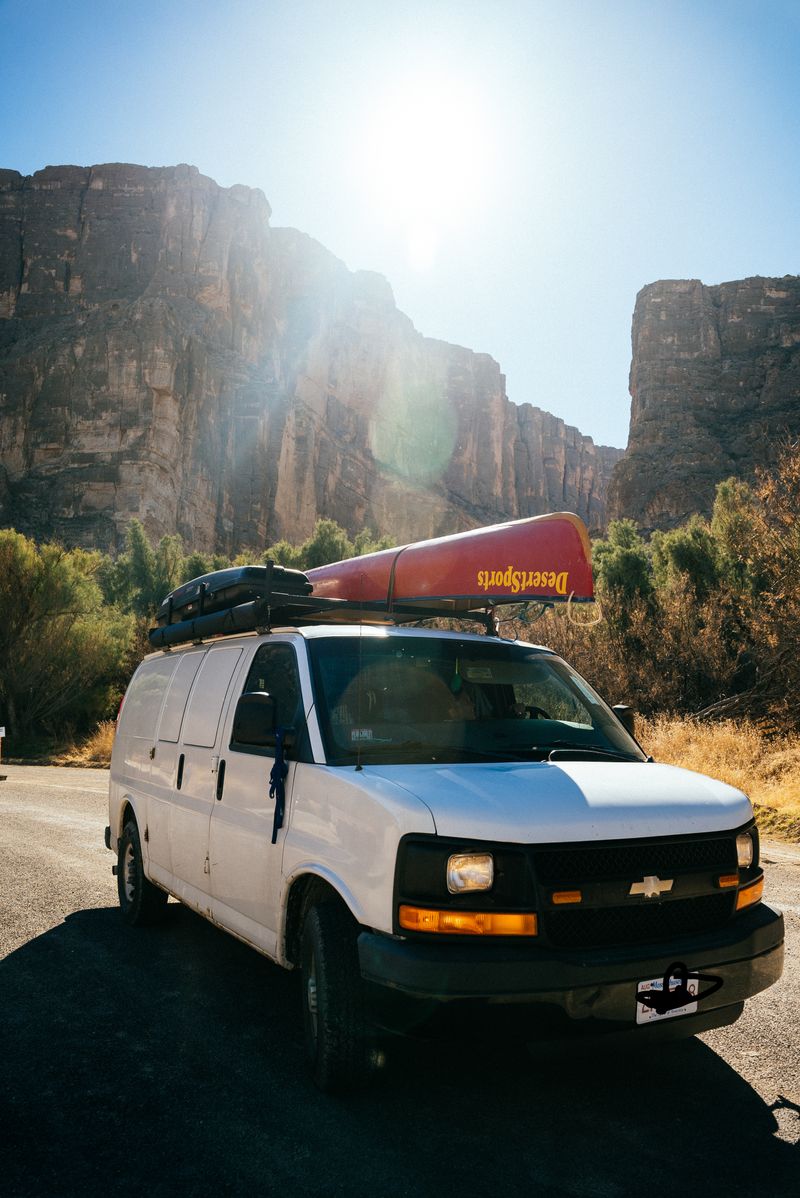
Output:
[{"xmin": 525, "ymin": 705, "xmax": 551, "ymax": 720}]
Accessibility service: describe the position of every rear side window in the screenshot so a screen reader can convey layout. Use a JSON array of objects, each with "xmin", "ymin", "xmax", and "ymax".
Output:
[
  {"xmin": 122, "ymin": 658, "xmax": 178, "ymax": 740},
  {"xmin": 158, "ymin": 651, "xmax": 205, "ymax": 743},
  {"xmin": 182, "ymin": 647, "xmax": 243, "ymax": 748}
]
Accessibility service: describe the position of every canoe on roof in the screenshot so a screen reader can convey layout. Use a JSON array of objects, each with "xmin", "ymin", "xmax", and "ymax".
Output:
[{"xmin": 306, "ymin": 512, "xmax": 594, "ymax": 611}]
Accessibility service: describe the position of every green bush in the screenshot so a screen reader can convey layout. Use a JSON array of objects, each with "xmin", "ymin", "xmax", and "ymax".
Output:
[
  {"xmin": 0, "ymin": 517, "xmax": 396, "ymax": 753},
  {"xmin": 264, "ymin": 519, "xmax": 393, "ymax": 571},
  {"xmin": 0, "ymin": 530, "xmax": 135, "ymax": 747},
  {"xmin": 534, "ymin": 443, "xmax": 800, "ymax": 730}
]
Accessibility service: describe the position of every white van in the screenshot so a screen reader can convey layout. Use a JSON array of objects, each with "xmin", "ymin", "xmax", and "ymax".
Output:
[{"xmin": 108, "ymin": 614, "xmax": 784, "ymax": 1091}]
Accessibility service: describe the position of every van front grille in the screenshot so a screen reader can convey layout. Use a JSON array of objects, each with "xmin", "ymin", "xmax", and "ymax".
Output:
[
  {"xmin": 543, "ymin": 892, "xmax": 735, "ymax": 949},
  {"xmin": 533, "ymin": 837, "xmax": 737, "ymax": 884}
]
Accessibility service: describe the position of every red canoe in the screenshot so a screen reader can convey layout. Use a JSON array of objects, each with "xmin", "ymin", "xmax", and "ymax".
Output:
[{"xmin": 306, "ymin": 513, "xmax": 594, "ymax": 613}]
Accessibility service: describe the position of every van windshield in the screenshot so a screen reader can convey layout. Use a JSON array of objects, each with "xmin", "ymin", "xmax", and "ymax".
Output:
[{"xmin": 308, "ymin": 635, "xmax": 645, "ymax": 766}]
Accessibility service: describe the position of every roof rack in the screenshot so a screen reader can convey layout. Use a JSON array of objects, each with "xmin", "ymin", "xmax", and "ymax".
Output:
[{"xmin": 148, "ymin": 584, "xmax": 499, "ymax": 650}]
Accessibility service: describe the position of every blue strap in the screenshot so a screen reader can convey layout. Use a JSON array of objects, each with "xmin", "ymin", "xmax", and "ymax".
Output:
[{"xmin": 269, "ymin": 726, "xmax": 289, "ymax": 845}]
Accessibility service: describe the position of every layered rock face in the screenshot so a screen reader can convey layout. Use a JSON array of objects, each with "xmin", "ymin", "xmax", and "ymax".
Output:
[
  {"xmin": 609, "ymin": 277, "xmax": 800, "ymax": 530},
  {"xmin": 0, "ymin": 163, "xmax": 622, "ymax": 553}
]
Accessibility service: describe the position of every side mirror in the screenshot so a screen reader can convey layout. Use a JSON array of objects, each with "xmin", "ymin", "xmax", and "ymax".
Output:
[
  {"xmin": 232, "ymin": 691, "xmax": 277, "ymax": 747},
  {"xmin": 612, "ymin": 704, "xmax": 636, "ymax": 737}
]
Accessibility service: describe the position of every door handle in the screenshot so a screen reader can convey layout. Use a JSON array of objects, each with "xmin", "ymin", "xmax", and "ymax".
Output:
[{"xmin": 215, "ymin": 758, "xmax": 226, "ymax": 801}]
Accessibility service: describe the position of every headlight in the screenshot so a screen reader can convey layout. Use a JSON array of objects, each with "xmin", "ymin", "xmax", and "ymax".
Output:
[
  {"xmin": 447, "ymin": 852, "xmax": 494, "ymax": 894},
  {"xmin": 736, "ymin": 831, "xmax": 755, "ymax": 869}
]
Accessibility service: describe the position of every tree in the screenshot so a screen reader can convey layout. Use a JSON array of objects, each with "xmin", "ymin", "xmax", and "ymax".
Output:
[
  {"xmin": 103, "ymin": 521, "xmax": 191, "ymax": 617},
  {"xmin": 298, "ymin": 519, "xmax": 354, "ymax": 569},
  {"xmin": 124, "ymin": 519, "xmax": 160, "ymax": 612},
  {"xmin": 650, "ymin": 515, "xmax": 720, "ymax": 600},
  {"xmin": 353, "ymin": 528, "xmax": 394, "ymax": 557},
  {"xmin": 750, "ymin": 443, "xmax": 800, "ymax": 603},
  {"xmin": 0, "ymin": 531, "xmax": 134, "ymax": 743},
  {"xmin": 264, "ymin": 520, "xmax": 395, "ymax": 571},
  {"xmin": 153, "ymin": 534, "xmax": 186, "ymax": 602},
  {"xmin": 262, "ymin": 539, "xmax": 305, "ymax": 570},
  {"xmin": 591, "ymin": 520, "xmax": 653, "ymax": 601},
  {"xmin": 710, "ymin": 478, "xmax": 764, "ymax": 594},
  {"xmin": 738, "ymin": 442, "xmax": 800, "ymax": 724},
  {"xmin": 182, "ymin": 550, "xmax": 216, "ymax": 582}
]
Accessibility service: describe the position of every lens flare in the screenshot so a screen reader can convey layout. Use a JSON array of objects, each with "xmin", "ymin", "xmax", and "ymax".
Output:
[{"xmin": 370, "ymin": 360, "xmax": 457, "ymax": 484}]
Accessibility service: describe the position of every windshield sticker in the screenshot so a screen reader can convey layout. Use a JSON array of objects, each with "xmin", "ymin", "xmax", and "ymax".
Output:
[
  {"xmin": 465, "ymin": 666, "xmax": 494, "ymax": 681},
  {"xmin": 477, "ymin": 567, "xmax": 569, "ymax": 595},
  {"xmin": 350, "ymin": 728, "xmax": 374, "ymax": 742}
]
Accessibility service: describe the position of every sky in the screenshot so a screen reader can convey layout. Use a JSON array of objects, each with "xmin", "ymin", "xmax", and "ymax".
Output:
[{"xmin": 1, "ymin": 0, "xmax": 798, "ymax": 448}]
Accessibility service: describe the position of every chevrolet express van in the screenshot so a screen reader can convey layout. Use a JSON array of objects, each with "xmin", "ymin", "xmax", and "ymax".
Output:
[{"xmin": 108, "ymin": 604, "xmax": 784, "ymax": 1091}]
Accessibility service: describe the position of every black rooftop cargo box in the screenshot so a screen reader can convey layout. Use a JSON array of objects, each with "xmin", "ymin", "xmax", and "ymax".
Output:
[{"xmin": 155, "ymin": 564, "xmax": 312, "ymax": 627}]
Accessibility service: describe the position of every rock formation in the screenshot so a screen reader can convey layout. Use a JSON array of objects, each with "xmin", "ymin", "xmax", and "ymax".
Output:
[
  {"xmin": 609, "ymin": 276, "xmax": 800, "ymax": 530},
  {"xmin": 0, "ymin": 163, "xmax": 622, "ymax": 553}
]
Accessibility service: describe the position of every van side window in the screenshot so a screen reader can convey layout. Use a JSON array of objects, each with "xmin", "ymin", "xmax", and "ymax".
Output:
[
  {"xmin": 121, "ymin": 658, "xmax": 178, "ymax": 740},
  {"xmin": 241, "ymin": 643, "xmax": 303, "ymax": 730},
  {"xmin": 159, "ymin": 651, "xmax": 204, "ymax": 743},
  {"xmin": 182, "ymin": 647, "xmax": 243, "ymax": 748}
]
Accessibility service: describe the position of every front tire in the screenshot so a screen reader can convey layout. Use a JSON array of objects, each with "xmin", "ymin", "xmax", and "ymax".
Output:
[
  {"xmin": 301, "ymin": 901, "xmax": 377, "ymax": 1092},
  {"xmin": 117, "ymin": 819, "xmax": 168, "ymax": 926}
]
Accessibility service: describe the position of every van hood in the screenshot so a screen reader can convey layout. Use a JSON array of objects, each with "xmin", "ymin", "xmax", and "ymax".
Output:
[{"xmin": 362, "ymin": 760, "xmax": 752, "ymax": 843}]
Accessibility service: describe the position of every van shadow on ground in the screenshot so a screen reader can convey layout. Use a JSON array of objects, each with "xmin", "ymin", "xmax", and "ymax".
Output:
[{"xmin": 2, "ymin": 903, "xmax": 797, "ymax": 1197}]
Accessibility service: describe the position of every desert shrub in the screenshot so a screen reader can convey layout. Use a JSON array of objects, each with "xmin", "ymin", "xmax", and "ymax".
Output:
[
  {"xmin": 650, "ymin": 515, "xmax": 721, "ymax": 600},
  {"xmin": 521, "ymin": 587, "xmax": 741, "ymax": 717},
  {"xmin": 709, "ymin": 478, "xmax": 767, "ymax": 594},
  {"xmin": 677, "ymin": 440, "xmax": 800, "ymax": 727},
  {"xmin": 99, "ymin": 517, "xmax": 395, "ymax": 616},
  {"xmin": 100, "ymin": 521, "xmax": 190, "ymax": 617},
  {"xmin": 524, "ymin": 443, "xmax": 800, "ymax": 732},
  {"xmin": 57, "ymin": 720, "xmax": 117, "ymax": 767},
  {"xmin": 0, "ymin": 530, "xmax": 135, "ymax": 746},
  {"xmin": 591, "ymin": 519, "xmax": 653, "ymax": 602},
  {"xmin": 264, "ymin": 519, "xmax": 393, "ymax": 571},
  {"xmin": 0, "ymin": 517, "xmax": 395, "ymax": 756}
]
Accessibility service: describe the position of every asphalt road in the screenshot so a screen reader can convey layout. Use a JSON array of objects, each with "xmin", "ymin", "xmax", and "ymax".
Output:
[{"xmin": 2, "ymin": 764, "xmax": 798, "ymax": 1197}]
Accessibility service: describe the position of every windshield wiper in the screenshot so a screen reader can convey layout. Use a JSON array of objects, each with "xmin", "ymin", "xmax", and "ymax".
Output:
[{"xmin": 534, "ymin": 740, "xmax": 641, "ymax": 763}]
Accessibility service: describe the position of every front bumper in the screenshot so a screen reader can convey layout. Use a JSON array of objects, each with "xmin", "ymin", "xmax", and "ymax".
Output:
[{"xmin": 358, "ymin": 901, "xmax": 784, "ymax": 1035}]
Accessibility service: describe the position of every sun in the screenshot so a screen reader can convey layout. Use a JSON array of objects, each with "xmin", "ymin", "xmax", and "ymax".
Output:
[{"xmin": 360, "ymin": 74, "xmax": 493, "ymax": 269}]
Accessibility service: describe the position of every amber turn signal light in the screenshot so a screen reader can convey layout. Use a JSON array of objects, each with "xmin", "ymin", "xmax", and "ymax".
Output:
[
  {"xmin": 735, "ymin": 876, "xmax": 764, "ymax": 911},
  {"xmin": 398, "ymin": 906, "xmax": 538, "ymax": 936},
  {"xmin": 717, "ymin": 874, "xmax": 739, "ymax": 889},
  {"xmin": 551, "ymin": 890, "xmax": 582, "ymax": 905}
]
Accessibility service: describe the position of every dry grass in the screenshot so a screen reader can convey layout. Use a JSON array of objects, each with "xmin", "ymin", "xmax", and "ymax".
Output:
[
  {"xmin": 639, "ymin": 716, "xmax": 800, "ymax": 841},
  {"xmin": 55, "ymin": 720, "xmax": 116, "ymax": 768}
]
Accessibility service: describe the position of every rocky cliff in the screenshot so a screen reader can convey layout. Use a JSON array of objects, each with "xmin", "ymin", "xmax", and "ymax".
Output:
[
  {"xmin": 0, "ymin": 163, "xmax": 622, "ymax": 553},
  {"xmin": 609, "ymin": 276, "xmax": 800, "ymax": 530}
]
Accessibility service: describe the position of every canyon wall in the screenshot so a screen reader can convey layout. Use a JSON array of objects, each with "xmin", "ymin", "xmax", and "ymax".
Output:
[
  {"xmin": 609, "ymin": 276, "xmax": 800, "ymax": 530},
  {"xmin": 0, "ymin": 163, "xmax": 622, "ymax": 553}
]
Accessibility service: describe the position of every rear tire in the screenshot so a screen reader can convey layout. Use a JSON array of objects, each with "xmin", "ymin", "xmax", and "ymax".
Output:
[
  {"xmin": 301, "ymin": 901, "xmax": 377, "ymax": 1092},
  {"xmin": 117, "ymin": 820, "xmax": 168, "ymax": 926}
]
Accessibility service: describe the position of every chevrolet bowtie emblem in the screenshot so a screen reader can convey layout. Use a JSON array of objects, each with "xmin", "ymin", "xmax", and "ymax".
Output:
[{"xmin": 629, "ymin": 875, "xmax": 674, "ymax": 899}]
